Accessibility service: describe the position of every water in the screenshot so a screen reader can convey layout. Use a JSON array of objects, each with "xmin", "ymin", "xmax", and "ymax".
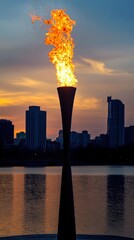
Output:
[{"xmin": 0, "ymin": 166, "xmax": 134, "ymax": 238}]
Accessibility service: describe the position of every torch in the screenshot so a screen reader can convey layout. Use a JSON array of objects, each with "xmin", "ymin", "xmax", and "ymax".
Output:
[
  {"xmin": 57, "ymin": 86, "xmax": 76, "ymax": 240},
  {"xmin": 32, "ymin": 9, "xmax": 77, "ymax": 240},
  {"xmin": 45, "ymin": 10, "xmax": 77, "ymax": 240}
]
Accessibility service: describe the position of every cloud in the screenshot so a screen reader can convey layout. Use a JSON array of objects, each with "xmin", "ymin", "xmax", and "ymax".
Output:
[
  {"xmin": 75, "ymin": 96, "xmax": 101, "ymax": 110},
  {"xmin": 0, "ymin": 89, "xmax": 58, "ymax": 108},
  {"xmin": 12, "ymin": 77, "xmax": 42, "ymax": 88},
  {"xmin": 0, "ymin": 90, "xmax": 28, "ymax": 106},
  {"xmin": 82, "ymin": 57, "xmax": 114, "ymax": 75},
  {"xmin": 0, "ymin": 86, "xmax": 101, "ymax": 111},
  {"xmin": 76, "ymin": 57, "xmax": 126, "ymax": 76}
]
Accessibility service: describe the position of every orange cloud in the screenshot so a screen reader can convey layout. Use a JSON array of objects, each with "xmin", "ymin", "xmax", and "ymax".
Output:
[
  {"xmin": 12, "ymin": 77, "xmax": 42, "ymax": 88},
  {"xmin": 76, "ymin": 57, "xmax": 126, "ymax": 76},
  {"xmin": 0, "ymin": 90, "xmax": 58, "ymax": 108},
  {"xmin": 74, "ymin": 96, "xmax": 101, "ymax": 110}
]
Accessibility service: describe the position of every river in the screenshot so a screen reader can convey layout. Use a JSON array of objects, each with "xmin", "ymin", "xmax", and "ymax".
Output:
[{"xmin": 0, "ymin": 166, "xmax": 134, "ymax": 238}]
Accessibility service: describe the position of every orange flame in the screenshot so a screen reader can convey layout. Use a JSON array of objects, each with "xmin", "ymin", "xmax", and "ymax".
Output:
[
  {"xmin": 29, "ymin": 14, "xmax": 42, "ymax": 24},
  {"xmin": 32, "ymin": 9, "xmax": 77, "ymax": 87}
]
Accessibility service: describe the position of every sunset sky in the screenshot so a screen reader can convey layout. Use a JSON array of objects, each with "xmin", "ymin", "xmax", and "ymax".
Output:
[{"xmin": 0, "ymin": 0, "xmax": 134, "ymax": 140}]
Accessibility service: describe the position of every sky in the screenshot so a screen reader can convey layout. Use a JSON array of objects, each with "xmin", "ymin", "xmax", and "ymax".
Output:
[{"xmin": 0, "ymin": 0, "xmax": 134, "ymax": 140}]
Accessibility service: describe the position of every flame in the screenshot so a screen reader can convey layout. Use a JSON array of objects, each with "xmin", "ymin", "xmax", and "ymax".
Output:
[
  {"xmin": 32, "ymin": 9, "xmax": 77, "ymax": 87},
  {"xmin": 29, "ymin": 14, "xmax": 42, "ymax": 24}
]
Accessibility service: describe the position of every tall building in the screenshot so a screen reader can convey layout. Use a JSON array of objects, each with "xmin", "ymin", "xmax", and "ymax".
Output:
[
  {"xmin": 26, "ymin": 106, "xmax": 47, "ymax": 151},
  {"xmin": 107, "ymin": 96, "xmax": 125, "ymax": 148},
  {"xmin": 0, "ymin": 119, "xmax": 14, "ymax": 145}
]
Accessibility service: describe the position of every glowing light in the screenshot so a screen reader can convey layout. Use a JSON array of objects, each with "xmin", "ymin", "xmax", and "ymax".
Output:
[{"xmin": 32, "ymin": 9, "xmax": 77, "ymax": 87}]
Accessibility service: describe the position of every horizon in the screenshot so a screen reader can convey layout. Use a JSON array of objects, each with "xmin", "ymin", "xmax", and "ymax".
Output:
[
  {"xmin": 1, "ymin": 95, "xmax": 130, "ymax": 141},
  {"xmin": 0, "ymin": 0, "xmax": 134, "ymax": 139}
]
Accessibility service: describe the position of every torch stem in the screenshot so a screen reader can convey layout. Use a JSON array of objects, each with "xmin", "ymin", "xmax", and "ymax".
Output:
[{"xmin": 57, "ymin": 87, "xmax": 76, "ymax": 240}]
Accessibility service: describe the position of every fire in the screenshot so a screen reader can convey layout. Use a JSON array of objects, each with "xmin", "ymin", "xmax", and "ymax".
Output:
[
  {"xmin": 29, "ymin": 14, "xmax": 42, "ymax": 24},
  {"xmin": 32, "ymin": 9, "xmax": 77, "ymax": 87}
]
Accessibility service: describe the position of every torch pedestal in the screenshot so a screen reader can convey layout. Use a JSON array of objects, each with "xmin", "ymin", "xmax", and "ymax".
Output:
[{"xmin": 57, "ymin": 87, "xmax": 76, "ymax": 240}]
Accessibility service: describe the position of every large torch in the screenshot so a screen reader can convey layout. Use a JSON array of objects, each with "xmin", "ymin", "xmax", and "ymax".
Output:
[
  {"xmin": 32, "ymin": 9, "xmax": 77, "ymax": 240},
  {"xmin": 45, "ymin": 10, "xmax": 77, "ymax": 240}
]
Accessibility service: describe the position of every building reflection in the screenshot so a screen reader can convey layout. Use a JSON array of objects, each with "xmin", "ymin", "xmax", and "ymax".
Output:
[
  {"xmin": 12, "ymin": 174, "xmax": 24, "ymax": 235},
  {"xmin": 73, "ymin": 175, "xmax": 107, "ymax": 234},
  {"xmin": 0, "ymin": 175, "xmax": 13, "ymax": 236},
  {"xmin": 107, "ymin": 175, "xmax": 125, "ymax": 229},
  {"xmin": 23, "ymin": 174, "xmax": 46, "ymax": 234},
  {"xmin": 124, "ymin": 176, "xmax": 134, "ymax": 237},
  {"xmin": 44, "ymin": 174, "xmax": 61, "ymax": 233}
]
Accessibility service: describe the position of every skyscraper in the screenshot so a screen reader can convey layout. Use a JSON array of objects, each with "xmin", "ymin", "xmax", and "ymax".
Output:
[
  {"xmin": 107, "ymin": 96, "xmax": 125, "ymax": 148},
  {"xmin": 26, "ymin": 106, "xmax": 47, "ymax": 151},
  {"xmin": 0, "ymin": 119, "xmax": 14, "ymax": 145}
]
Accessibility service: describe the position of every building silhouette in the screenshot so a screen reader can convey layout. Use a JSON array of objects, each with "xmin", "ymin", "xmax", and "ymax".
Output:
[
  {"xmin": 26, "ymin": 106, "xmax": 46, "ymax": 151},
  {"xmin": 125, "ymin": 126, "xmax": 134, "ymax": 146},
  {"xmin": 56, "ymin": 130, "xmax": 90, "ymax": 149},
  {"xmin": 94, "ymin": 133, "xmax": 109, "ymax": 148},
  {"xmin": 81, "ymin": 130, "xmax": 90, "ymax": 148},
  {"xmin": 107, "ymin": 96, "xmax": 124, "ymax": 148},
  {"xmin": 14, "ymin": 131, "xmax": 26, "ymax": 147},
  {"xmin": 0, "ymin": 119, "xmax": 14, "ymax": 145},
  {"xmin": 70, "ymin": 130, "xmax": 90, "ymax": 149}
]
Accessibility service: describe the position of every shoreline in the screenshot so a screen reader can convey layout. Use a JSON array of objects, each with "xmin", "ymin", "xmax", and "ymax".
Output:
[{"xmin": 0, "ymin": 234, "xmax": 133, "ymax": 240}]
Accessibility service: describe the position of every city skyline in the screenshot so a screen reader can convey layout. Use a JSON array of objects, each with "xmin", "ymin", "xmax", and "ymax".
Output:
[
  {"xmin": 0, "ymin": 0, "xmax": 134, "ymax": 139},
  {"xmin": 1, "ymin": 95, "xmax": 132, "ymax": 142}
]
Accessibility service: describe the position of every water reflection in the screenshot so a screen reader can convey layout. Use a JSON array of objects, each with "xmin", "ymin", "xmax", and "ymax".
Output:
[
  {"xmin": 44, "ymin": 175, "xmax": 60, "ymax": 233},
  {"xmin": 74, "ymin": 175, "xmax": 107, "ymax": 235},
  {"xmin": 12, "ymin": 175, "xmax": 24, "ymax": 235},
  {"xmin": 0, "ymin": 175, "xmax": 13, "ymax": 236},
  {"xmin": 107, "ymin": 175, "xmax": 125, "ymax": 229},
  {"xmin": 124, "ymin": 176, "xmax": 134, "ymax": 237},
  {"xmin": 24, "ymin": 175, "xmax": 46, "ymax": 234},
  {"xmin": 0, "ymin": 167, "xmax": 134, "ymax": 238}
]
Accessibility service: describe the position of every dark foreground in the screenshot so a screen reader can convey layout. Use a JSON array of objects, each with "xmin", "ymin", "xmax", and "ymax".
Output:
[
  {"xmin": 0, "ymin": 235, "xmax": 133, "ymax": 240},
  {"xmin": 0, "ymin": 145, "xmax": 134, "ymax": 166}
]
